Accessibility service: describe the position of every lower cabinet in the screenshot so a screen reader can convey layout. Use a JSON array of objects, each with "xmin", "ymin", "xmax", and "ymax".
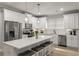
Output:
[
  {"xmin": 18, "ymin": 50, "xmax": 35, "ymax": 56},
  {"xmin": 32, "ymin": 41, "xmax": 53, "ymax": 56},
  {"xmin": 18, "ymin": 41, "xmax": 53, "ymax": 56},
  {"xmin": 67, "ymin": 36, "xmax": 72, "ymax": 47},
  {"xmin": 67, "ymin": 36, "xmax": 78, "ymax": 48},
  {"xmin": 72, "ymin": 37, "xmax": 78, "ymax": 48},
  {"xmin": 51, "ymin": 35, "xmax": 58, "ymax": 45}
]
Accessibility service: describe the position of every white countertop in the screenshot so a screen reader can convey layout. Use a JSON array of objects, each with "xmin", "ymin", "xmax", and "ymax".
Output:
[{"xmin": 3, "ymin": 35, "xmax": 53, "ymax": 49}]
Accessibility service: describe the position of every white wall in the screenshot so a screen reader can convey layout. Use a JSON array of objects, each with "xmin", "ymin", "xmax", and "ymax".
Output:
[
  {"xmin": 25, "ymin": 13, "xmax": 47, "ymax": 30},
  {"xmin": 37, "ymin": 17, "xmax": 47, "ymax": 29},
  {"xmin": 47, "ymin": 15, "xmax": 66, "ymax": 35}
]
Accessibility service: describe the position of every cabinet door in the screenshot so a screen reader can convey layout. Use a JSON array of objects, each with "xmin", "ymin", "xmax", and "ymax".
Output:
[
  {"xmin": 64, "ymin": 14, "xmax": 79, "ymax": 29},
  {"xmin": 4, "ymin": 21, "xmax": 9, "ymax": 41},
  {"xmin": 72, "ymin": 37, "xmax": 78, "ymax": 48},
  {"xmin": 14, "ymin": 22, "xmax": 19, "ymax": 39},
  {"xmin": 64, "ymin": 14, "xmax": 74, "ymax": 28},
  {"xmin": 64, "ymin": 15, "xmax": 69, "ymax": 28},
  {"xmin": 54, "ymin": 36, "xmax": 58, "ymax": 45},
  {"xmin": 67, "ymin": 36, "xmax": 72, "ymax": 47},
  {"xmin": 67, "ymin": 36, "xmax": 78, "ymax": 48},
  {"xmin": 19, "ymin": 23, "xmax": 22, "ymax": 39},
  {"xmin": 74, "ymin": 14, "xmax": 79, "ymax": 29},
  {"xmin": 9, "ymin": 22, "xmax": 15, "ymax": 41},
  {"xmin": 52, "ymin": 35, "xmax": 58, "ymax": 45},
  {"xmin": 68, "ymin": 14, "xmax": 74, "ymax": 29},
  {"xmin": 50, "ymin": 36, "xmax": 54, "ymax": 42}
]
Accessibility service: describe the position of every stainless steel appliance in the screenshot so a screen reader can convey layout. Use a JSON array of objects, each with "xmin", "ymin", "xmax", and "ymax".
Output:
[
  {"xmin": 4, "ymin": 21, "xmax": 22, "ymax": 41},
  {"xmin": 58, "ymin": 35, "xmax": 66, "ymax": 47},
  {"xmin": 23, "ymin": 23, "xmax": 33, "ymax": 37}
]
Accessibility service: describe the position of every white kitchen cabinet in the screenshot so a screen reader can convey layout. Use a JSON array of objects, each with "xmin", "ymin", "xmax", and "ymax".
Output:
[
  {"xmin": 4, "ymin": 9, "xmax": 25, "ymax": 23},
  {"xmin": 64, "ymin": 13, "xmax": 79, "ymax": 29},
  {"xmin": 50, "ymin": 35, "xmax": 58, "ymax": 45},
  {"xmin": 72, "ymin": 36, "xmax": 78, "ymax": 48},
  {"xmin": 67, "ymin": 36, "xmax": 72, "ymax": 47},
  {"xmin": 74, "ymin": 14, "xmax": 79, "ymax": 29},
  {"xmin": 67, "ymin": 36, "xmax": 78, "ymax": 48},
  {"xmin": 4, "ymin": 9, "xmax": 26, "ymax": 29},
  {"xmin": 64, "ymin": 15, "xmax": 69, "ymax": 28}
]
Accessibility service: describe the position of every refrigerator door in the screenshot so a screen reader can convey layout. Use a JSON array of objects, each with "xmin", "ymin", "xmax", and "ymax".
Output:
[
  {"xmin": 19, "ymin": 23, "xmax": 22, "ymax": 39},
  {"xmin": 4, "ymin": 21, "xmax": 9, "ymax": 41},
  {"xmin": 14, "ymin": 22, "xmax": 19, "ymax": 39}
]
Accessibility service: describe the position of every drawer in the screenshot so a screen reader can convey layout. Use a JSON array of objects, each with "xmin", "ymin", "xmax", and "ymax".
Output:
[{"xmin": 18, "ymin": 50, "xmax": 35, "ymax": 56}]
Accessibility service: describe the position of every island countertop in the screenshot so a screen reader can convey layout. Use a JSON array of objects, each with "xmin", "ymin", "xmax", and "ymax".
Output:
[
  {"xmin": 3, "ymin": 35, "xmax": 53, "ymax": 49},
  {"xmin": 3, "ymin": 35, "xmax": 53, "ymax": 56}
]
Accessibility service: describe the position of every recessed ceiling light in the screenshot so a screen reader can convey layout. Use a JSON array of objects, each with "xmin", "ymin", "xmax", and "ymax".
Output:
[{"xmin": 60, "ymin": 8, "xmax": 64, "ymax": 11}]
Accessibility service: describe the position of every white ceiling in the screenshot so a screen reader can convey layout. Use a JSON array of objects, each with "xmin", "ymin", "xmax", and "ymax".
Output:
[{"xmin": 0, "ymin": 2, "xmax": 79, "ymax": 15}]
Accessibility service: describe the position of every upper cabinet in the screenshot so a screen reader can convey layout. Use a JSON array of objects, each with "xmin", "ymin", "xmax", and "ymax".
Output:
[
  {"xmin": 4, "ymin": 9, "xmax": 25, "ymax": 23},
  {"xmin": 64, "ymin": 13, "xmax": 79, "ymax": 29}
]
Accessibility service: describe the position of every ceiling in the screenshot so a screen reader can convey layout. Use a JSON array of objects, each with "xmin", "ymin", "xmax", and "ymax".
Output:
[{"xmin": 0, "ymin": 2, "xmax": 79, "ymax": 15}]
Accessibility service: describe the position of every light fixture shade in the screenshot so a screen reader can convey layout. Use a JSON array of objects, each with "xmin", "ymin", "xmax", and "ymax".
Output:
[
  {"xmin": 60, "ymin": 8, "xmax": 64, "ymax": 11},
  {"xmin": 37, "ymin": 19, "xmax": 40, "ymax": 23},
  {"xmin": 25, "ymin": 17, "xmax": 28, "ymax": 23},
  {"xmin": 38, "ymin": 12, "xmax": 41, "ymax": 15},
  {"xmin": 46, "ymin": 22, "xmax": 48, "ymax": 28}
]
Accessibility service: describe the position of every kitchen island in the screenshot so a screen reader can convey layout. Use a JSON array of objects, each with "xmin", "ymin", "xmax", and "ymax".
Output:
[{"xmin": 2, "ymin": 35, "xmax": 53, "ymax": 56}]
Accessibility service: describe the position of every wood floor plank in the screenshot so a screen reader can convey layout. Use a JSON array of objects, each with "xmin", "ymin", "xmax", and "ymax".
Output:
[{"xmin": 48, "ymin": 45, "xmax": 78, "ymax": 56}]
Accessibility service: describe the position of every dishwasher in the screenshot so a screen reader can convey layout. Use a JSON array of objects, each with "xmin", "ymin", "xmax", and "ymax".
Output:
[{"xmin": 58, "ymin": 35, "xmax": 67, "ymax": 47}]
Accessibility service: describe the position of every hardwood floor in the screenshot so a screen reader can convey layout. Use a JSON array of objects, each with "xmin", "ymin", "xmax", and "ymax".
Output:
[
  {"xmin": 0, "ymin": 44, "xmax": 79, "ymax": 56},
  {"xmin": 48, "ymin": 45, "xmax": 79, "ymax": 56},
  {"xmin": 0, "ymin": 49, "xmax": 3, "ymax": 56}
]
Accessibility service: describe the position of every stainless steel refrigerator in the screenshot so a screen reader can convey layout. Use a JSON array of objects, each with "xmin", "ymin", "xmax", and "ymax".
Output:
[{"xmin": 4, "ymin": 21, "xmax": 22, "ymax": 41}]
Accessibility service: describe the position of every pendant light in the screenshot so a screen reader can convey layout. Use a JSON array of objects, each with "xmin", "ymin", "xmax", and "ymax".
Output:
[
  {"xmin": 37, "ymin": 3, "xmax": 40, "ymax": 23},
  {"xmin": 25, "ymin": 2, "xmax": 29, "ymax": 23}
]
